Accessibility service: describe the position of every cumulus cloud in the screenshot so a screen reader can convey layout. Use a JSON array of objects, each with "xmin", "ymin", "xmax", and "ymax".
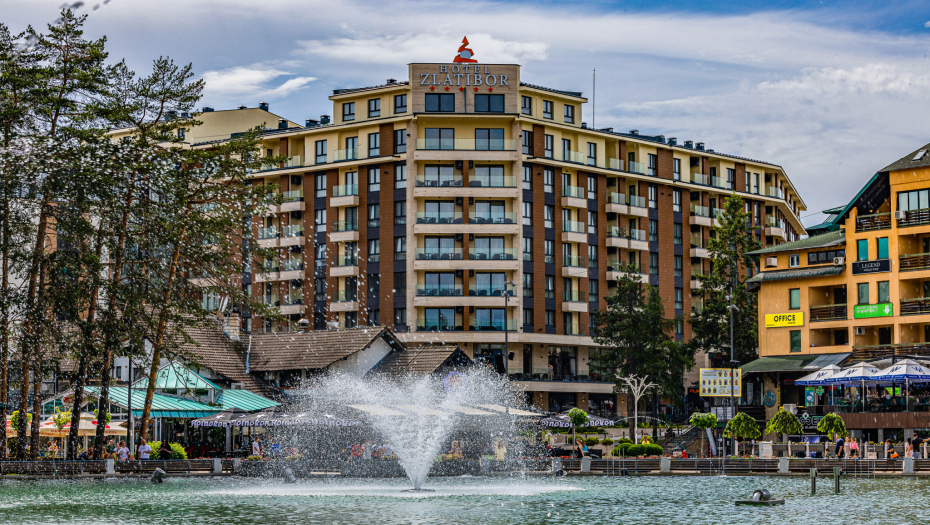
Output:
[{"xmin": 201, "ymin": 64, "xmax": 315, "ymax": 102}]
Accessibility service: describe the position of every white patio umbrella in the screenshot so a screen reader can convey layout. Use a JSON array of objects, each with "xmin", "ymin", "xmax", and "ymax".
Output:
[
  {"xmin": 872, "ymin": 359, "xmax": 930, "ymax": 412},
  {"xmin": 827, "ymin": 362, "xmax": 882, "ymax": 413},
  {"xmin": 796, "ymin": 365, "xmax": 844, "ymax": 406}
]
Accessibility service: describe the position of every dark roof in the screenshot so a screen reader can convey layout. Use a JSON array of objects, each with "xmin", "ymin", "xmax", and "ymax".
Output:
[
  {"xmin": 373, "ymin": 345, "xmax": 471, "ymax": 376},
  {"xmin": 181, "ymin": 325, "xmax": 276, "ymax": 396},
  {"xmin": 746, "ymin": 264, "xmax": 845, "ymax": 284},
  {"xmin": 805, "ymin": 171, "xmax": 890, "ymax": 236},
  {"xmin": 247, "ymin": 327, "xmax": 402, "ymax": 372},
  {"xmin": 333, "ymin": 81, "xmax": 409, "ymax": 96},
  {"xmin": 741, "ymin": 353, "xmax": 850, "ymax": 373},
  {"xmin": 881, "ymin": 141, "xmax": 930, "ymax": 172},
  {"xmin": 519, "ymin": 82, "xmax": 584, "ymax": 98},
  {"xmin": 747, "ymin": 229, "xmax": 845, "ymax": 256}
]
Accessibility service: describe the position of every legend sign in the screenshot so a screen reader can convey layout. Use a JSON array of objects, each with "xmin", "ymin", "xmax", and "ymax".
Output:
[{"xmin": 700, "ymin": 368, "xmax": 742, "ymax": 397}]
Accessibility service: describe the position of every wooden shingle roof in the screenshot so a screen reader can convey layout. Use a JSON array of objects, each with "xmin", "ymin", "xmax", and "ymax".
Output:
[
  {"xmin": 373, "ymin": 345, "xmax": 471, "ymax": 376},
  {"xmin": 246, "ymin": 327, "xmax": 400, "ymax": 372}
]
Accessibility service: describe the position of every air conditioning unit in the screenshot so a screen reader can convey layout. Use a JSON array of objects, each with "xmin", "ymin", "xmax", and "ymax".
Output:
[
  {"xmin": 855, "ymin": 327, "xmax": 866, "ymax": 336},
  {"xmin": 765, "ymin": 257, "xmax": 777, "ymax": 268},
  {"xmin": 833, "ymin": 257, "xmax": 845, "ymax": 265},
  {"xmin": 895, "ymin": 210, "xmax": 906, "ymax": 219}
]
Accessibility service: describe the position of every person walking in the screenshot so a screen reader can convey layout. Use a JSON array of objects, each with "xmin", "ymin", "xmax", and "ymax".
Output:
[
  {"xmin": 252, "ymin": 436, "xmax": 262, "ymax": 457},
  {"xmin": 913, "ymin": 434, "xmax": 923, "ymax": 459}
]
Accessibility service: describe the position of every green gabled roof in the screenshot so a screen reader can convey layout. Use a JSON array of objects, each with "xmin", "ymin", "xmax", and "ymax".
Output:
[
  {"xmin": 806, "ymin": 171, "xmax": 887, "ymax": 235},
  {"xmin": 85, "ymin": 386, "xmax": 221, "ymax": 418},
  {"xmin": 821, "ymin": 205, "xmax": 846, "ymax": 215},
  {"xmin": 216, "ymin": 389, "xmax": 279, "ymax": 412},
  {"xmin": 747, "ymin": 229, "xmax": 845, "ymax": 256},
  {"xmin": 133, "ymin": 361, "xmax": 222, "ymax": 393},
  {"xmin": 746, "ymin": 264, "xmax": 845, "ymax": 284},
  {"xmin": 741, "ymin": 352, "xmax": 850, "ymax": 373}
]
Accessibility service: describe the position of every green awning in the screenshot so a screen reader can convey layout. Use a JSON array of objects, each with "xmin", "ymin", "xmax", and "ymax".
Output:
[
  {"xmin": 84, "ymin": 386, "xmax": 224, "ymax": 419},
  {"xmin": 746, "ymin": 265, "xmax": 844, "ymax": 284},
  {"xmin": 747, "ymin": 229, "xmax": 845, "ymax": 256},
  {"xmin": 741, "ymin": 352, "xmax": 851, "ymax": 374},
  {"xmin": 133, "ymin": 361, "xmax": 222, "ymax": 392},
  {"xmin": 216, "ymin": 389, "xmax": 279, "ymax": 412}
]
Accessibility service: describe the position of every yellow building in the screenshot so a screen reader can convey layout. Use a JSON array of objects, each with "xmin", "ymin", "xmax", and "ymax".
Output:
[{"xmin": 746, "ymin": 142, "xmax": 930, "ymax": 439}]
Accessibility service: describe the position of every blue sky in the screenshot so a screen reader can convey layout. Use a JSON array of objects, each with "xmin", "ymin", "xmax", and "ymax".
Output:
[{"xmin": 5, "ymin": 0, "xmax": 930, "ymax": 226}]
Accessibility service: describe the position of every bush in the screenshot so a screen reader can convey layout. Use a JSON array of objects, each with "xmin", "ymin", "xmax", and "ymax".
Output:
[
  {"xmin": 169, "ymin": 442, "xmax": 188, "ymax": 460},
  {"xmin": 627, "ymin": 444, "xmax": 645, "ymax": 457},
  {"xmin": 584, "ymin": 437, "xmax": 600, "ymax": 447},
  {"xmin": 611, "ymin": 442, "xmax": 633, "ymax": 456},
  {"xmin": 601, "ymin": 438, "xmax": 614, "ymax": 446},
  {"xmin": 615, "ymin": 437, "xmax": 633, "ymax": 445},
  {"xmin": 644, "ymin": 444, "xmax": 664, "ymax": 456}
]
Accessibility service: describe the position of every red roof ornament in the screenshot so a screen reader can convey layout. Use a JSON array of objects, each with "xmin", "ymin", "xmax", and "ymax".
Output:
[{"xmin": 453, "ymin": 36, "xmax": 478, "ymax": 63}]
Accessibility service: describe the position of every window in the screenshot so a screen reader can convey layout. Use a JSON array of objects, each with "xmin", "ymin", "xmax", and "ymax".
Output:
[
  {"xmin": 367, "ymin": 204, "xmax": 380, "ymax": 227},
  {"xmin": 544, "ymin": 240, "xmax": 554, "ymax": 263},
  {"xmin": 588, "ymin": 245, "xmax": 597, "ymax": 266},
  {"xmin": 543, "ymin": 100, "xmax": 553, "ymax": 119},
  {"xmin": 522, "ymin": 130, "xmax": 533, "ymax": 155},
  {"xmin": 588, "ymin": 210, "xmax": 597, "ymax": 234},
  {"xmin": 315, "ymin": 173, "xmax": 326, "ymax": 198},
  {"xmin": 788, "ymin": 254, "xmax": 800, "ymax": 267},
  {"xmin": 726, "ymin": 168, "xmax": 735, "ymax": 190},
  {"xmin": 523, "ymin": 273, "xmax": 533, "ymax": 297},
  {"xmin": 368, "ymin": 167, "xmax": 380, "ymax": 192},
  {"xmin": 544, "ymin": 135, "xmax": 553, "ymax": 158},
  {"xmin": 315, "ymin": 209, "xmax": 326, "ymax": 232},
  {"xmin": 649, "ymin": 219, "xmax": 658, "ymax": 241},
  {"xmin": 394, "ymin": 129, "xmax": 406, "ymax": 154},
  {"xmin": 368, "ymin": 309, "xmax": 380, "ymax": 326},
  {"xmin": 523, "ymin": 310, "xmax": 534, "ymax": 329},
  {"xmin": 314, "ymin": 277, "xmax": 326, "ymax": 302},
  {"xmin": 545, "ymin": 310, "xmax": 555, "ymax": 328},
  {"xmin": 368, "ymin": 98, "xmax": 380, "ymax": 118},
  {"xmin": 564, "ymin": 104, "xmax": 574, "ymax": 123},
  {"xmin": 897, "ymin": 188, "xmax": 930, "ymax": 212},
  {"xmin": 647, "ymin": 154, "xmax": 657, "ymax": 176},
  {"xmin": 475, "ymin": 128, "xmax": 505, "ymax": 150},
  {"xmin": 648, "ymin": 186, "xmax": 657, "ymax": 209},
  {"xmin": 314, "ymin": 140, "xmax": 327, "ymax": 164},
  {"xmin": 674, "ymin": 223, "xmax": 682, "ymax": 245},
  {"xmin": 395, "ymin": 164, "xmax": 407, "ymax": 189},
  {"xmin": 544, "ymin": 205, "xmax": 554, "ymax": 229},
  {"xmin": 394, "ymin": 308, "xmax": 406, "ymax": 326},
  {"xmin": 673, "ymin": 158, "xmax": 681, "ymax": 181},
  {"xmin": 649, "ymin": 252, "xmax": 658, "ymax": 275},
  {"xmin": 562, "ymin": 138, "xmax": 571, "ymax": 161},
  {"xmin": 523, "ymin": 165, "xmax": 532, "ymax": 190},
  {"xmin": 587, "ymin": 176, "xmax": 597, "ymax": 200},
  {"xmin": 523, "ymin": 202, "xmax": 532, "ymax": 226},
  {"xmin": 521, "ymin": 96, "xmax": 532, "ymax": 115},
  {"xmin": 545, "ymin": 276, "xmax": 555, "ymax": 299},
  {"xmin": 754, "ymin": 173, "xmax": 760, "ymax": 194},
  {"xmin": 394, "ymin": 201, "xmax": 406, "ymax": 225},
  {"xmin": 314, "ymin": 244, "xmax": 326, "ymax": 267},
  {"xmin": 589, "ymin": 280, "xmax": 598, "ymax": 303},
  {"xmin": 394, "ymin": 94, "xmax": 407, "ymax": 114},
  {"xmin": 345, "ymin": 136, "xmax": 358, "ymax": 159},
  {"xmin": 675, "ymin": 288, "xmax": 683, "ymax": 310},
  {"xmin": 544, "ymin": 168, "xmax": 553, "ymax": 192},
  {"xmin": 368, "ymin": 133, "xmax": 380, "ymax": 156},
  {"xmin": 394, "ymin": 237, "xmax": 406, "ymax": 260},
  {"xmin": 342, "ymin": 102, "xmax": 355, "ymax": 121},
  {"xmin": 424, "ymin": 128, "xmax": 454, "ymax": 150},
  {"xmin": 674, "ymin": 255, "xmax": 682, "ymax": 277},
  {"xmin": 878, "ymin": 281, "xmax": 890, "ymax": 303},
  {"xmin": 586, "ymin": 143, "xmax": 597, "ymax": 166},
  {"xmin": 368, "ymin": 239, "xmax": 380, "ymax": 262},
  {"xmin": 877, "ymin": 237, "xmax": 889, "ymax": 260},
  {"xmin": 745, "ymin": 171, "xmax": 751, "ymax": 192},
  {"xmin": 857, "ymin": 239, "xmax": 869, "ymax": 261},
  {"xmin": 676, "ymin": 319, "xmax": 684, "ymax": 336},
  {"xmin": 790, "ymin": 330, "xmax": 801, "ymax": 353},
  {"xmin": 523, "ymin": 237, "xmax": 532, "ymax": 261},
  {"xmin": 672, "ymin": 189, "xmax": 681, "ymax": 213},
  {"xmin": 789, "ymin": 288, "xmax": 800, "ymax": 309},
  {"xmin": 425, "ymin": 93, "xmax": 454, "ymax": 112},
  {"xmin": 394, "ymin": 273, "xmax": 406, "ymax": 297},
  {"xmin": 474, "ymin": 94, "xmax": 504, "ymax": 112},
  {"xmin": 858, "ymin": 282, "xmax": 869, "ymax": 305}
]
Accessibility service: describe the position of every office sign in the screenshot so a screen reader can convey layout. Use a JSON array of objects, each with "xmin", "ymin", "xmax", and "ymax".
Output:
[
  {"xmin": 852, "ymin": 259, "xmax": 890, "ymax": 275},
  {"xmin": 854, "ymin": 302, "xmax": 893, "ymax": 319},
  {"xmin": 765, "ymin": 312, "xmax": 804, "ymax": 328},
  {"xmin": 699, "ymin": 368, "xmax": 742, "ymax": 397}
]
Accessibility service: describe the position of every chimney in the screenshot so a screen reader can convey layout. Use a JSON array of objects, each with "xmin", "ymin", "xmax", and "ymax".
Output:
[
  {"xmin": 629, "ymin": 129, "xmax": 639, "ymax": 135},
  {"xmin": 259, "ymin": 102, "xmax": 269, "ymax": 111},
  {"xmin": 581, "ymin": 122, "xmax": 587, "ymax": 129},
  {"xmin": 696, "ymin": 142, "xmax": 705, "ymax": 151},
  {"xmin": 202, "ymin": 107, "xmax": 214, "ymax": 112},
  {"xmin": 237, "ymin": 105, "xmax": 247, "ymax": 110},
  {"xmin": 387, "ymin": 78, "xmax": 397, "ymax": 84},
  {"xmin": 305, "ymin": 118, "xmax": 319, "ymax": 127},
  {"xmin": 320, "ymin": 114, "xmax": 331, "ymax": 125},
  {"xmin": 667, "ymin": 137, "xmax": 677, "ymax": 146},
  {"xmin": 278, "ymin": 118, "xmax": 288, "ymax": 130},
  {"xmin": 684, "ymin": 140, "xmax": 694, "ymax": 149},
  {"xmin": 657, "ymin": 135, "xmax": 665, "ymax": 143}
]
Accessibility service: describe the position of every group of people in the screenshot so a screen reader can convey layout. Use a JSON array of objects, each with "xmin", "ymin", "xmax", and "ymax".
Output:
[
  {"xmin": 347, "ymin": 439, "xmax": 394, "ymax": 461},
  {"xmin": 833, "ymin": 434, "xmax": 923, "ymax": 459}
]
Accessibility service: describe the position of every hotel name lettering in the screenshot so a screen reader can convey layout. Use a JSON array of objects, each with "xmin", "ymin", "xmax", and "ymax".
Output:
[{"xmin": 420, "ymin": 65, "xmax": 510, "ymax": 87}]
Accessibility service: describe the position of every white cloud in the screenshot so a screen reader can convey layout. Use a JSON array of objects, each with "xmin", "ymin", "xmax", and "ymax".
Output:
[
  {"xmin": 925, "ymin": 21, "xmax": 930, "ymax": 28},
  {"xmin": 201, "ymin": 64, "xmax": 315, "ymax": 101}
]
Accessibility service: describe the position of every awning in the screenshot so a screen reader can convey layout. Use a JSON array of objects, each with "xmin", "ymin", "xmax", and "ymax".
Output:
[
  {"xmin": 746, "ymin": 265, "xmax": 845, "ymax": 284},
  {"xmin": 475, "ymin": 404, "xmax": 544, "ymax": 417},
  {"xmin": 741, "ymin": 353, "xmax": 851, "ymax": 374}
]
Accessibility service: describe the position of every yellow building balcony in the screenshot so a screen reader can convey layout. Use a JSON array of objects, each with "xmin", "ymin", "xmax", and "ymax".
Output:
[{"xmin": 561, "ymin": 185, "xmax": 587, "ymax": 209}]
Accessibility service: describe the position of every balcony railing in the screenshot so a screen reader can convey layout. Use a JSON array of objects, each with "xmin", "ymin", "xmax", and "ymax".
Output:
[
  {"xmin": 627, "ymin": 161, "xmax": 644, "ymax": 174},
  {"xmin": 810, "ymin": 303, "xmax": 847, "ymax": 322},
  {"xmin": 560, "ymin": 149, "xmax": 584, "ymax": 164},
  {"xmin": 766, "ymin": 216, "xmax": 786, "ymax": 229},
  {"xmin": 416, "ymin": 318, "xmax": 463, "ymax": 331},
  {"xmin": 334, "ymin": 254, "xmax": 359, "ymax": 267},
  {"xmin": 281, "ymin": 258, "xmax": 304, "ymax": 271},
  {"xmin": 283, "ymin": 293, "xmax": 303, "ymax": 306},
  {"xmin": 628, "ymin": 229, "xmax": 647, "ymax": 241},
  {"xmin": 332, "ymin": 184, "xmax": 359, "ymax": 198},
  {"xmin": 282, "ymin": 189, "xmax": 304, "ymax": 202},
  {"xmin": 470, "ymin": 249, "xmax": 517, "ymax": 260},
  {"xmin": 563, "ymin": 255, "xmax": 586, "ymax": 268},
  {"xmin": 898, "ymin": 208, "xmax": 930, "ymax": 228},
  {"xmin": 471, "ymin": 319, "xmax": 518, "ymax": 331},
  {"xmin": 628, "ymin": 195, "xmax": 647, "ymax": 208},
  {"xmin": 562, "ymin": 185, "xmax": 585, "ymax": 199},
  {"xmin": 690, "ymin": 234, "xmax": 704, "ymax": 248},
  {"xmin": 901, "ymin": 297, "xmax": 930, "ymax": 316},
  {"xmin": 855, "ymin": 212, "xmax": 891, "ymax": 232},
  {"xmin": 331, "ymin": 220, "xmax": 358, "ymax": 232},
  {"xmin": 333, "ymin": 148, "xmax": 359, "ymax": 162},
  {"xmin": 607, "ymin": 192, "xmax": 625, "ymax": 204},
  {"xmin": 469, "ymin": 285, "xmax": 506, "ymax": 296},
  {"xmin": 851, "ymin": 342, "xmax": 930, "ymax": 361},
  {"xmin": 691, "ymin": 172, "xmax": 708, "ymax": 185},
  {"xmin": 261, "ymin": 295, "xmax": 280, "ymax": 307},
  {"xmin": 416, "ymin": 138, "xmax": 517, "ymax": 151},
  {"xmin": 766, "ymin": 187, "xmax": 784, "ymax": 199},
  {"xmin": 281, "ymin": 224, "xmax": 304, "ymax": 237},
  {"xmin": 416, "ymin": 174, "xmax": 464, "ymax": 187},
  {"xmin": 900, "ymin": 252, "xmax": 930, "ymax": 272},
  {"xmin": 412, "ymin": 285, "xmax": 460, "ymax": 298},
  {"xmin": 562, "ymin": 220, "xmax": 585, "ymax": 234},
  {"xmin": 467, "ymin": 175, "xmax": 517, "ymax": 188},
  {"xmin": 711, "ymin": 176, "xmax": 729, "ymax": 189},
  {"xmin": 563, "ymin": 289, "xmax": 583, "ymax": 302},
  {"xmin": 607, "ymin": 226, "xmax": 626, "ymax": 238},
  {"xmin": 259, "ymin": 262, "xmax": 278, "ymax": 273},
  {"xmin": 608, "ymin": 158, "xmax": 623, "ymax": 171},
  {"xmin": 605, "ymin": 259, "xmax": 623, "ymax": 272},
  {"xmin": 469, "ymin": 213, "xmax": 517, "ymax": 224},
  {"xmin": 691, "ymin": 205, "xmax": 712, "ymax": 218},
  {"xmin": 415, "ymin": 212, "xmax": 463, "ymax": 224},
  {"xmin": 564, "ymin": 323, "xmax": 585, "ymax": 335},
  {"xmin": 415, "ymin": 248, "xmax": 463, "ymax": 260},
  {"xmin": 258, "ymin": 227, "xmax": 278, "ymax": 239},
  {"xmin": 334, "ymin": 290, "xmax": 358, "ymax": 302}
]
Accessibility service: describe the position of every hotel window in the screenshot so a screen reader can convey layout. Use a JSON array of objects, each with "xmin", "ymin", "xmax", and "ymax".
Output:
[
  {"xmin": 788, "ymin": 254, "xmax": 800, "ymax": 267},
  {"xmin": 674, "ymin": 255, "xmax": 682, "ymax": 277},
  {"xmin": 523, "ymin": 237, "xmax": 532, "ymax": 261},
  {"xmin": 523, "ymin": 310, "xmax": 533, "ymax": 328},
  {"xmin": 344, "ymin": 311, "xmax": 357, "ymax": 328},
  {"xmin": 523, "ymin": 202, "xmax": 532, "ymax": 226},
  {"xmin": 368, "ymin": 167, "xmax": 380, "ymax": 192},
  {"xmin": 589, "ymin": 280, "xmax": 598, "ymax": 303},
  {"xmin": 368, "ymin": 239, "xmax": 380, "ymax": 262},
  {"xmin": 368, "ymin": 98, "xmax": 380, "ymax": 118},
  {"xmin": 368, "ymin": 309, "xmax": 380, "ymax": 326},
  {"xmin": 314, "ymin": 209, "xmax": 326, "ymax": 233},
  {"xmin": 649, "ymin": 252, "xmax": 658, "ymax": 274},
  {"xmin": 564, "ymin": 104, "xmax": 574, "ymax": 123},
  {"xmin": 394, "ymin": 94, "xmax": 407, "ymax": 114},
  {"xmin": 647, "ymin": 154, "xmax": 657, "ymax": 176},
  {"xmin": 878, "ymin": 281, "xmax": 890, "ymax": 303},
  {"xmin": 877, "ymin": 237, "xmax": 889, "ymax": 259},
  {"xmin": 395, "ymin": 164, "xmax": 407, "ymax": 189},
  {"xmin": 314, "ymin": 277, "xmax": 326, "ymax": 301},
  {"xmin": 424, "ymin": 93, "xmax": 454, "ymax": 112},
  {"xmin": 424, "ymin": 128, "xmax": 454, "ymax": 150},
  {"xmin": 394, "ymin": 202, "xmax": 406, "ymax": 225},
  {"xmin": 522, "ymin": 130, "xmax": 533, "ymax": 155},
  {"xmin": 628, "ymin": 250, "xmax": 638, "ymax": 267},
  {"xmin": 314, "ymin": 244, "xmax": 326, "ymax": 267},
  {"xmin": 649, "ymin": 219, "xmax": 658, "ymax": 241},
  {"xmin": 897, "ymin": 188, "xmax": 930, "ymax": 212},
  {"xmin": 394, "ymin": 273, "xmax": 406, "ymax": 297},
  {"xmin": 790, "ymin": 330, "xmax": 801, "ymax": 353},
  {"xmin": 543, "ymin": 100, "xmax": 553, "ymax": 119},
  {"xmin": 475, "ymin": 128, "xmax": 505, "ymax": 150},
  {"xmin": 587, "ymin": 143, "xmax": 596, "ymax": 166},
  {"xmin": 649, "ymin": 186, "xmax": 657, "ymax": 209},
  {"xmin": 394, "ymin": 129, "xmax": 406, "ymax": 154},
  {"xmin": 521, "ymin": 95, "xmax": 532, "ymax": 115},
  {"xmin": 315, "ymin": 173, "xmax": 326, "ymax": 198},
  {"xmin": 474, "ymin": 94, "xmax": 504, "ymax": 113},
  {"xmin": 789, "ymin": 288, "xmax": 800, "ymax": 309},
  {"xmin": 858, "ymin": 282, "xmax": 869, "ymax": 305},
  {"xmin": 588, "ymin": 210, "xmax": 597, "ymax": 234},
  {"xmin": 544, "ymin": 135, "xmax": 553, "ymax": 158},
  {"xmin": 367, "ymin": 204, "xmax": 380, "ymax": 228},
  {"xmin": 544, "ymin": 168, "xmax": 553, "ymax": 193},
  {"xmin": 545, "ymin": 276, "xmax": 555, "ymax": 299},
  {"xmin": 394, "ymin": 308, "xmax": 406, "ymax": 326},
  {"xmin": 857, "ymin": 239, "xmax": 869, "ymax": 261},
  {"xmin": 754, "ymin": 173, "xmax": 760, "ymax": 194},
  {"xmin": 345, "ymin": 136, "xmax": 358, "ymax": 159},
  {"xmin": 394, "ymin": 237, "xmax": 406, "ymax": 260},
  {"xmin": 674, "ymin": 223, "xmax": 682, "ymax": 245},
  {"xmin": 544, "ymin": 240, "xmax": 554, "ymax": 264},
  {"xmin": 368, "ymin": 132, "xmax": 380, "ymax": 156},
  {"xmin": 673, "ymin": 189, "xmax": 681, "ymax": 213},
  {"xmin": 544, "ymin": 205, "xmax": 554, "ymax": 229},
  {"xmin": 673, "ymin": 158, "xmax": 681, "ymax": 181},
  {"xmin": 587, "ymin": 176, "xmax": 597, "ymax": 200},
  {"xmin": 545, "ymin": 310, "xmax": 555, "ymax": 328},
  {"xmin": 523, "ymin": 273, "xmax": 533, "ymax": 297},
  {"xmin": 342, "ymin": 102, "xmax": 355, "ymax": 121},
  {"xmin": 588, "ymin": 245, "xmax": 597, "ymax": 266},
  {"xmin": 745, "ymin": 171, "xmax": 751, "ymax": 192},
  {"xmin": 562, "ymin": 138, "xmax": 571, "ymax": 161},
  {"xmin": 523, "ymin": 165, "xmax": 532, "ymax": 190},
  {"xmin": 675, "ymin": 288, "xmax": 683, "ymax": 310},
  {"xmin": 314, "ymin": 140, "xmax": 327, "ymax": 164},
  {"xmin": 726, "ymin": 168, "xmax": 735, "ymax": 190}
]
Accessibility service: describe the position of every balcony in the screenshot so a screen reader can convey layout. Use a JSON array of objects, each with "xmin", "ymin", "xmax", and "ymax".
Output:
[
  {"xmin": 468, "ymin": 213, "xmax": 517, "ymax": 225},
  {"xmin": 627, "ymin": 161, "xmax": 644, "ymax": 174},
  {"xmin": 689, "ymin": 205, "xmax": 718, "ymax": 227},
  {"xmin": 471, "ymin": 319, "xmax": 518, "ymax": 332},
  {"xmin": 605, "ymin": 265, "xmax": 648, "ymax": 284},
  {"xmin": 332, "ymin": 148, "xmax": 359, "ymax": 162},
  {"xmin": 855, "ymin": 212, "xmax": 891, "ymax": 232},
  {"xmin": 468, "ymin": 285, "xmax": 507, "ymax": 297},
  {"xmin": 561, "ymin": 219, "xmax": 586, "ymax": 243},
  {"xmin": 260, "ymin": 294, "xmax": 280, "ymax": 307},
  {"xmin": 415, "ymin": 138, "xmax": 517, "ymax": 151},
  {"xmin": 416, "ymin": 284, "xmax": 464, "ymax": 297},
  {"xmin": 415, "ymin": 174, "xmax": 464, "ymax": 188},
  {"xmin": 331, "ymin": 254, "xmax": 359, "ymax": 277},
  {"xmin": 690, "ymin": 268, "xmax": 704, "ymax": 290},
  {"xmin": 415, "ymin": 212, "xmax": 463, "ymax": 225},
  {"xmin": 901, "ymin": 297, "xmax": 930, "ymax": 316},
  {"xmin": 279, "ymin": 189, "xmax": 305, "ymax": 213},
  {"xmin": 330, "ymin": 290, "xmax": 359, "ymax": 312},
  {"xmin": 810, "ymin": 303, "xmax": 847, "ymax": 322},
  {"xmin": 331, "ymin": 184, "xmax": 359, "ymax": 207},
  {"xmin": 415, "ymin": 248, "xmax": 463, "ymax": 260},
  {"xmin": 690, "ymin": 234, "xmax": 708, "ymax": 258},
  {"xmin": 710, "ymin": 176, "xmax": 729, "ymax": 189},
  {"xmin": 691, "ymin": 172, "xmax": 708, "ymax": 185},
  {"xmin": 562, "ymin": 290, "xmax": 587, "ymax": 312},
  {"xmin": 467, "ymin": 175, "xmax": 517, "ymax": 188},
  {"xmin": 331, "ymin": 220, "xmax": 358, "ymax": 233},
  {"xmin": 897, "ymin": 208, "xmax": 930, "ymax": 228},
  {"xmin": 469, "ymin": 248, "xmax": 517, "ymax": 261},
  {"xmin": 900, "ymin": 252, "xmax": 930, "ymax": 272},
  {"xmin": 765, "ymin": 216, "xmax": 787, "ymax": 240},
  {"xmin": 562, "ymin": 255, "xmax": 587, "ymax": 278},
  {"xmin": 766, "ymin": 187, "xmax": 784, "ymax": 199},
  {"xmin": 851, "ymin": 342, "xmax": 930, "ymax": 361},
  {"xmin": 564, "ymin": 323, "xmax": 585, "ymax": 336},
  {"xmin": 416, "ymin": 318, "xmax": 463, "ymax": 332},
  {"xmin": 561, "ymin": 185, "xmax": 586, "ymax": 208}
]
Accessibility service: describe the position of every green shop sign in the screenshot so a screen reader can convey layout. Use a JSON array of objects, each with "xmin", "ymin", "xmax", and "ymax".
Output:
[{"xmin": 854, "ymin": 302, "xmax": 893, "ymax": 319}]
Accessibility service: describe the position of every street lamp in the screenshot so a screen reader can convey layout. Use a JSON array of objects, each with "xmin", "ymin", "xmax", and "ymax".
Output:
[{"xmin": 501, "ymin": 280, "xmax": 516, "ymax": 377}]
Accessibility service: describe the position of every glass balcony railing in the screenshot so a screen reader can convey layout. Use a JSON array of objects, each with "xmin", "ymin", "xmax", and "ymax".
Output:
[
  {"xmin": 691, "ymin": 172, "xmax": 708, "ymax": 185},
  {"xmin": 767, "ymin": 187, "xmax": 784, "ymax": 199},
  {"xmin": 261, "ymin": 295, "xmax": 280, "ymax": 307},
  {"xmin": 563, "ymin": 255, "xmax": 586, "ymax": 268},
  {"xmin": 280, "ymin": 258, "xmax": 304, "ymax": 271},
  {"xmin": 258, "ymin": 227, "xmax": 278, "ymax": 239},
  {"xmin": 416, "ymin": 284, "xmax": 463, "ymax": 296},
  {"xmin": 469, "ymin": 212, "xmax": 517, "ymax": 224},
  {"xmin": 605, "ymin": 259, "xmax": 623, "ymax": 271},
  {"xmin": 711, "ymin": 176, "xmax": 728, "ymax": 189},
  {"xmin": 285, "ymin": 155, "xmax": 302, "ymax": 168},
  {"xmin": 332, "ymin": 184, "xmax": 359, "ymax": 197},
  {"xmin": 561, "ymin": 149, "xmax": 584, "ymax": 164},
  {"xmin": 331, "ymin": 220, "xmax": 358, "ymax": 232},
  {"xmin": 334, "ymin": 290, "xmax": 358, "ymax": 302},
  {"xmin": 607, "ymin": 192, "xmax": 626, "ymax": 204},
  {"xmin": 334, "ymin": 254, "xmax": 359, "ymax": 267},
  {"xmin": 690, "ymin": 268, "xmax": 704, "ymax": 280},
  {"xmin": 469, "ymin": 248, "xmax": 517, "ymax": 260},
  {"xmin": 691, "ymin": 234, "xmax": 705, "ymax": 248},
  {"xmin": 628, "ymin": 229, "xmax": 647, "ymax": 241},
  {"xmin": 415, "ymin": 248, "xmax": 463, "ymax": 260},
  {"xmin": 562, "ymin": 185, "xmax": 585, "ymax": 199},
  {"xmin": 259, "ymin": 262, "xmax": 279, "ymax": 273},
  {"xmin": 333, "ymin": 148, "xmax": 359, "ymax": 162},
  {"xmin": 283, "ymin": 292, "xmax": 303, "ymax": 306},
  {"xmin": 469, "ymin": 285, "xmax": 507, "ymax": 297},
  {"xmin": 628, "ymin": 195, "xmax": 646, "ymax": 208},
  {"xmin": 415, "ymin": 212, "xmax": 463, "ymax": 224},
  {"xmin": 416, "ymin": 318, "xmax": 462, "ymax": 331},
  {"xmin": 766, "ymin": 216, "xmax": 786, "ymax": 229},
  {"xmin": 282, "ymin": 189, "xmax": 304, "ymax": 202},
  {"xmin": 628, "ymin": 161, "xmax": 645, "ymax": 174},
  {"xmin": 691, "ymin": 205, "xmax": 711, "ymax": 218},
  {"xmin": 467, "ymin": 175, "xmax": 517, "ymax": 188},
  {"xmin": 562, "ymin": 220, "xmax": 585, "ymax": 234},
  {"xmin": 471, "ymin": 319, "xmax": 517, "ymax": 331},
  {"xmin": 563, "ymin": 289, "xmax": 583, "ymax": 302},
  {"xmin": 563, "ymin": 323, "xmax": 584, "ymax": 335},
  {"xmin": 281, "ymin": 224, "xmax": 304, "ymax": 237},
  {"xmin": 608, "ymin": 226, "xmax": 626, "ymax": 238},
  {"xmin": 607, "ymin": 158, "xmax": 623, "ymax": 171},
  {"xmin": 416, "ymin": 174, "xmax": 464, "ymax": 187},
  {"xmin": 415, "ymin": 138, "xmax": 517, "ymax": 151}
]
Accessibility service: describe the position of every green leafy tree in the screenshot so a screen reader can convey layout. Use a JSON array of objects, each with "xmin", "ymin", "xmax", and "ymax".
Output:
[
  {"xmin": 567, "ymin": 407, "xmax": 589, "ymax": 446},
  {"xmin": 816, "ymin": 413, "xmax": 848, "ymax": 442},
  {"xmin": 724, "ymin": 412, "xmax": 761, "ymax": 455},
  {"xmin": 766, "ymin": 408, "xmax": 803, "ymax": 455},
  {"xmin": 688, "ymin": 193, "xmax": 762, "ymax": 366},
  {"xmin": 9, "ymin": 410, "xmax": 31, "ymax": 431},
  {"xmin": 689, "ymin": 412, "xmax": 718, "ymax": 457}
]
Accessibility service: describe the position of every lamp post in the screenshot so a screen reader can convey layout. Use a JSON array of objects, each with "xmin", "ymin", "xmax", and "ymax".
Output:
[
  {"xmin": 726, "ymin": 251, "xmax": 740, "ymax": 467},
  {"xmin": 502, "ymin": 281, "xmax": 516, "ymax": 377}
]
